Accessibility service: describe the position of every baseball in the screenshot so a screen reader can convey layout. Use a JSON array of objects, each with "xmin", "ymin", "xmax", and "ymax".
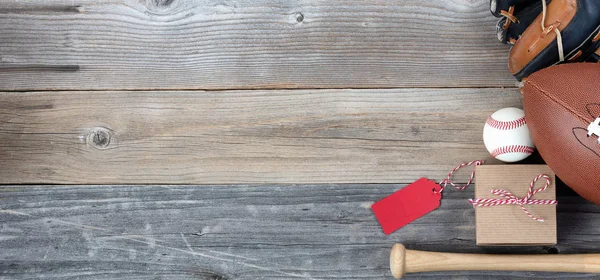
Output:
[{"xmin": 483, "ymin": 107, "xmax": 535, "ymax": 163}]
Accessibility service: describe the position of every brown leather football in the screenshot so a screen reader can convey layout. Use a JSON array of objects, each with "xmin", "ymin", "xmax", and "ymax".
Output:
[{"xmin": 522, "ymin": 63, "xmax": 600, "ymax": 205}]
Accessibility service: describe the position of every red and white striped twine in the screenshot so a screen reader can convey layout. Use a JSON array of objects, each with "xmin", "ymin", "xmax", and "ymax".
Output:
[
  {"xmin": 436, "ymin": 162, "xmax": 555, "ymax": 222},
  {"xmin": 438, "ymin": 160, "xmax": 484, "ymax": 193},
  {"xmin": 468, "ymin": 174, "xmax": 557, "ymax": 222},
  {"xmin": 486, "ymin": 116, "xmax": 527, "ymax": 130}
]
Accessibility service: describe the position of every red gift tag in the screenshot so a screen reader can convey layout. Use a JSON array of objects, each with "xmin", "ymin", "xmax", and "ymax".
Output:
[{"xmin": 372, "ymin": 178, "xmax": 442, "ymax": 234}]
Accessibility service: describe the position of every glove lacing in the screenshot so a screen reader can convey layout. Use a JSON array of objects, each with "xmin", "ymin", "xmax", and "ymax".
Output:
[
  {"xmin": 540, "ymin": 0, "xmax": 565, "ymax": 62},
  {"xmin": 500, "ymin": 6, "xmax": 518, "ymax": 29},
  {"xmin": 500, "ymin": 1, "xmax": 565, "ymax": 62}
]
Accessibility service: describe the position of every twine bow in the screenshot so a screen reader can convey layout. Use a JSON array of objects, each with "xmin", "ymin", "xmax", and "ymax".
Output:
[{"xmin": 468, "ymin": 174, "xmax": 557, "ymax": 222}]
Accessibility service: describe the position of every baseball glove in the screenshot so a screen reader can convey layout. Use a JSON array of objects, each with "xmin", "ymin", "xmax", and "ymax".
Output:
[{"xmin": 491, "ymin": 0, "xmax": 600, "ymax": 80}]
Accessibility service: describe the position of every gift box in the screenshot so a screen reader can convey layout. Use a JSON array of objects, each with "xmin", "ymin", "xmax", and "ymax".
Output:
[{"xmin": 473, "ymin": 165, "xmax": 556, "ymax": 246}]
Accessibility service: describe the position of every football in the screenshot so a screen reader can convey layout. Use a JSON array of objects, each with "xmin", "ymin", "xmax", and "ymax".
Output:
[{"xmin": 522, "ymin": 63, "xmax": 600, "ymax": 205}]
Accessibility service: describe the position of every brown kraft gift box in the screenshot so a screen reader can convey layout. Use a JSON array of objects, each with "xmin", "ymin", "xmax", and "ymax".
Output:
[{"xmin": 474, "ymin": 165, "xmax": 556, "ymax": 246}]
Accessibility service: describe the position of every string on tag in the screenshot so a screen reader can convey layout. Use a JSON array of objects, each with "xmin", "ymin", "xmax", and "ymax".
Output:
[
  {"xmin": 437, "ymin": 160, "xmax": 484, "ymax": 193},
  {"xmin": 468, "ymin": 174, "xmax": 557, "ymax": 222}
]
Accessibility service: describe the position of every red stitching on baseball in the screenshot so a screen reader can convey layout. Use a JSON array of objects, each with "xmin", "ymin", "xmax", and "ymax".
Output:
[
  {"xmin": 491, "ymin": 145, "xmax": 535, "ymax": 157},
  {"xmin": 486, "ymin": 116, "xmax": 527, "ymax": 130}
]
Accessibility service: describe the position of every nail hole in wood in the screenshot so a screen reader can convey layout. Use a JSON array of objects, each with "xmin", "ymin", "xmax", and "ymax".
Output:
[{"xmin": 547, "ymin": 247, "xmax": 559, "ymax": 254}]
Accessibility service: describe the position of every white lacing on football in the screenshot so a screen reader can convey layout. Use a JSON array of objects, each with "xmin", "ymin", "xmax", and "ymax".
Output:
[
  {"xmin": 486, "ymin": 116, "xmax": 527, "ymax": 130},
  {"xmin": 587, "ymin": 117, "xmax": 600, "ymax": 144},
  {"xmin": 491, "ymin": 145, "xmax": 536, "ymax": 158}
]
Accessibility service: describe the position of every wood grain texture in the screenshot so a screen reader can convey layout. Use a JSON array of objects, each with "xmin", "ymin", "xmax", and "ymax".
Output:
[
  {"xmin": 0, "ymin": 88, "xmax": 524, "ymax": 184},
  {"xmin": 0, "ymin": 0, "xmax": 515, "ymax": 91},
  {"xmin": 1, "ymin": 184, "xmax": 599, "ymax": 279}
]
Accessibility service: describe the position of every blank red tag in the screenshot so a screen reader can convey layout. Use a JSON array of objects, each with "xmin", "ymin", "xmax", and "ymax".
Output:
[{"xmin": 372, "ymin": 178, "xmax": 442, "ymax": 234}]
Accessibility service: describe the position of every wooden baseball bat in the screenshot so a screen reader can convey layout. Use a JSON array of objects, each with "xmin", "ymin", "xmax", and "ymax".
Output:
[{"xmin": 390, "ymin": 243, "xmax": 600, "ymax": 278}]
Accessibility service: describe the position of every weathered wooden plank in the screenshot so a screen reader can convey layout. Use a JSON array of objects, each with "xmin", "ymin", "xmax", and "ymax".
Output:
[
  {"xmin": 0, "ymin": 184, "xmax": 598, "ymax": 279},
  {"xmin": 0, "ymin": 0, "xmax": 514, "ymax": 90},
  {"xmin": 0, "ymin": 88, "xmax": 523, "ymax": 184}
]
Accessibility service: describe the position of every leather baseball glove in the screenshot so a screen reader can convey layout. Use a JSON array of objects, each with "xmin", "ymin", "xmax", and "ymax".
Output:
[{"xmin": 491, "ymin": 0, "xmax": 600, "ymax": 80}]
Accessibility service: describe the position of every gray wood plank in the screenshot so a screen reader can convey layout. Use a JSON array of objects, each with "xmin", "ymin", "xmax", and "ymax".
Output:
[
  {"xmin": 0, "ymin": 88, "xmax": 524, "ymax": 184},
  {"xmin": 0, "ymin": 0, "xmax": 514, "ymax": 90},
  {"xmin": 1, "ymin": 184, "xmax": 599, "ymax": 279}
]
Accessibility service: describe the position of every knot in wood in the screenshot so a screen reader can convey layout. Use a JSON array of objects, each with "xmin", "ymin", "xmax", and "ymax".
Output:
[
  {"xmin": 87, "ymin": 127, "xmax": 112, "ymax": 150},
  {"xmin": 148, "ymin": 0, "xmax": 176, "ymax": 9},
  {"xmin": 295, "ymin": 12, "xmax": 304, "ymax": 23}
]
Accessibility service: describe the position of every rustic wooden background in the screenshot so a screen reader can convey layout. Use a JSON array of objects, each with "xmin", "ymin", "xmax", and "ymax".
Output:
[{"xmin": 1, "ymin": 0, "xmax": 599, "ymax": 279}]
